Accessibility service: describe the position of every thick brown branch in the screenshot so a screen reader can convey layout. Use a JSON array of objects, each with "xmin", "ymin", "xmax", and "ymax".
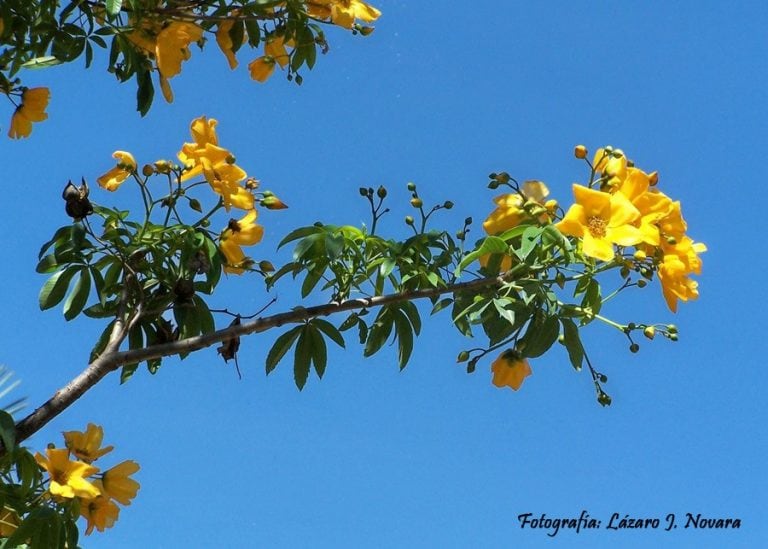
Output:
[{"xmin": 13, "ymin": 270, "xmax": 522, "ymax": 446}]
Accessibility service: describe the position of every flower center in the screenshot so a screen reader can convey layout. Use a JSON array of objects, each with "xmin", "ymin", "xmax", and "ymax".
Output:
[{"xmin": 587, "ymin": 216, "xmax": 607, "ymax": 238}]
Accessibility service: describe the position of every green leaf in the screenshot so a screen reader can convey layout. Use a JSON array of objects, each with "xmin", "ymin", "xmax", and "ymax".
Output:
[
  {"xmin": 38, "ymin": 226, "xmax": 72, "ymax": 259},
  {"xmin": 394, "ymin": 310, "xmax": 414, "ymax": 369},
  {"xmin": 0, "ymin": 411, "xmax": 15, "ymax": 451},
  {"xmin": 520, "ymin": 313, "xmax": 560, "ymax": 358},
  {"xmin": 266, "ymin": 326, "xmax": 303, "ymax": 374},
  {"xmin": 294, "ymin": 330, "xmax": 312, "ymax": 390},
  {"xmin": 245, "ymin": 16, "xmax": 261, "ymax": 47},
  {"xmin": 338, "ymin": 313, "xmax": 359, "ymax": 332},
  {"xmin": 311, "ymin": 318, "xmax": 345, "ymax": 348},
  {"xmin": 325, "ymin": 232, "xmax": 345, "ymax": 260},
  {"xmin": 136, "ymin": 67, "xmax": 154, "ymax": 116},
  {"xmin": 561, "ymin": 318, "xmax": 584, "ymax": 371},
  {"xmin": 106, "ymin": 0, "xmax": 123, "ymax": 16},
  {"xmin": 399, "ymin": 300, "xmax": 422, "ymax": 335},
  {"xmin": 364, "ymin": 307, "xmax": 393, "ymax": 357},
  {"xmin": 193, "ymin": 296, "xmax": 215, "ymax": 334},
  {"xmin": 39, "ymin": 267, "xmax": 78, "ymax": 311},
  {"xmin": 308, "ymin": 326, "xmax": 327, "ymax": 379},
  {"xmin": 301, "ymin": 269, "xmax": 324, "ymax": 298},
  {"xmin": 90, "ymin": 320, "xmax": 116, "ymax": 362},
  {"xmin": 430, "ymin": 297, "xmax": 453, "ymax": 315},
  {"xmin": 63, "ymin": 268, "xmax": 91, "ymax": 321},
  {"xmin": 580, "ymin": 278, "xmax": 602, "ymax": 322},
  {"xmin": 20, "ymin": 56, "xmax": 61, "ymax": 69},
  {"xmin": 457, "ymin": 235, "xmax": 509, "ymax": 273},
  {"xmin": 517, "ymin": 226, "xmax": 544, "ymax": 261},
  {"xmin": 279, "ymin": 225, "xmax": 322, "ymax": 248}
]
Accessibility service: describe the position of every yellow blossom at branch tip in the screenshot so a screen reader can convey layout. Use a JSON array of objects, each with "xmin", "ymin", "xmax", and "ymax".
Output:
[
  {"xmin": 491, "ymin": 350, "xmax": 532, "ymax": 391},
  {"xmin": 482, "ymin": 180, "xmax": 550, "ymax": 235},
  {"xmin": 7, "ymin": 87, "xmax": 50, "ymax": 139},
  {"xmin": 96, "ymin": 151, "xmax": 137, "ymax": 191},
  {"xmin": 35, "ymin": 448, "xmax": 101, "ymax": 500},
  {"xmin": 63, "ymin": 423, "xmax": 114, "ymax": 462},
  {"xmin": 556, "ymin": 184, "xmax": 642, "ymax": 262},
  {"xmin": 80, "ymin": 481, "xmax": 120, "ymax": 535},
  {"xmin": 101, "ymin": 460, "xmax": 141, "ymax": 506}
]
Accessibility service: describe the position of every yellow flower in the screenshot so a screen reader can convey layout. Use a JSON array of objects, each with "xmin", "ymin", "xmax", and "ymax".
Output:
[
  {"xmin": 97, "ymin": 151, "xmax": 137, "ymax": 191},
  {"xmin": 101, "ymin": 460, "xmax": 140, "ymax": 506},
  {"xmin": 179, "ymin": 142, "xmax": 231, "ymax": 182},
  {"xmin": 556, "ymin": 184, "xmax": 642, "ymax": 262},
  {"xmin": 216, "ymin": 18, "xmax": 239, "ymax": 70},
  {"xmin": 155, "ymin": 22, "xmax": 203, "ymax": 79},
  {"xmin": 310, "ymin": 0, "xmax": 381, "ymax": 28},
  {"xmin": 35, "ymin": 448, "xmax": 100, "ymax": 500},
  {"xmin": 220, "ymin": 209, "xmax": 264, "ymax": 274},
  {"xmin": 491, "ymin": 350, "xmax": 532, "ymax": 391},
  {"xmin": 616, "ymin": 169, "xmax": 675, "ymax": 246},
  {"xmin": 482, "ymin": 180, "xmax": 550, "ymax": 235},
  {"xmin": 63, "ymin": 423, "xmax": 114, "ymax": 463},
  {"xmin": 249, "ymin": 56, "xmax": 277, "ymax": 82},
  {"xmin": 264, "ymin": 35, "xmax": 293, "ymax": 68},
  {"xmin": 201, "ymin": 157, "xmax": 254, "ymax": 211},
  {"xmin": 7, "ymin": 87, "xmax": 50, "ymax": 139},
  {"xmin": 0, "ymin": 507, "xmax": 19, "ymax": 537},
  {"xmin": 657, "ymin": 237, "xmax": 706, "ymax": 312},
  {"xmin": 80, "ymin": 481, "xmax": 120, "ymax": 535}
]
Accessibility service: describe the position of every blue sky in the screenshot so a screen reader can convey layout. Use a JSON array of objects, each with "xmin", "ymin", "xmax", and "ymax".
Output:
[{"xmin": 1, "ymin": 1, "xmax": 766, "ymax": 547}]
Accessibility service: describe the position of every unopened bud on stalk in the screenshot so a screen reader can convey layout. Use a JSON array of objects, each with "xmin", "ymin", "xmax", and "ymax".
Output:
[
  {"xmin": 141, "ymin": 164, "xmax": 154, "ymax": 177},
  {"xmin": 574, "ymin": 145, "xmax": 588, "ymax": 159}
]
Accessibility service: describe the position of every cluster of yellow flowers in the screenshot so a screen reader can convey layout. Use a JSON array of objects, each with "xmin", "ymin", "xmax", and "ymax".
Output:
[
  {"xmin": 95, "ymin": 116, "xmax": 268, "ymax": 274},
  {"xmin": 559, "ymin": 146, "xmax": 706, "ymax": 313},
  {"xmin": 127, "ymin": 1, "xmax": 381, "ymax": 91},
  {"xmin": 482, "ymin": 145, "xmax": 706, "ymax": 391},
  {"xmin": 6, "ymin": 87, "xmax": 50, "ymax": 139},
  {"xmin": 32, "ymin": 424, "xmax": 140, "ymax": 535}
]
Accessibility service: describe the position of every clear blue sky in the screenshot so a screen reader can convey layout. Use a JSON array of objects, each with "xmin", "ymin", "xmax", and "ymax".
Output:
[{"xmin": 1, "ymin": 1, "xmax": 766, "ymax": 548}]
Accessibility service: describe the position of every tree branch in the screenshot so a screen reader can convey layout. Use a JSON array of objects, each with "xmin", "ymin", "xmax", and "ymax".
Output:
[{"xmin": 13, "ymin": 269, "xmax": 525, "ymax": 446}]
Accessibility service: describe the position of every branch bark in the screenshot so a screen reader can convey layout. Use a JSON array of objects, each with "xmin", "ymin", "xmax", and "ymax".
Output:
[{"xmin": 13, "ymin": 270, "xmax": 521, "ymax": 445}]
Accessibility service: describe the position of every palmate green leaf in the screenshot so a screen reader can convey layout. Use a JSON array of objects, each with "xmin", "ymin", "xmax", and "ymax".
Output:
[
  {"xmin": 266, "ymin": 326, "xmax": 303, "ymax": 374},
  {"xmin": 561, "ymin": 318, "xmax": 584, "ymax": 371},
  {"xmin": 294, "ymin": 329, "xmax": 312, "ymax": 390},
  {"xmin": 301, "ymin": 268, "xmax": 324, "ymax": 298},
  {"xmin": 63, "ymin": 267, "xmax": 91, "ymax": 321},
  {"xmin": 39, "ymin": 267, "xmax": 79, "ymax": 311}
]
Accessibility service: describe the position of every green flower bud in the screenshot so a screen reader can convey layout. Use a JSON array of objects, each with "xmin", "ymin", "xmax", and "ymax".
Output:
[
  {"xmin": 456, "ymin": 351, "xmax": 470, "ymax": 363},
  {"xmin": 407, "ymin": 182, "xmax": 417, "ymax": 192},
  {"xmin": 377, "ymin": 185, "xmax": 387, "ymax": 198},
  {"xmin": 410, "ymin": 197, "xmax": 423, "ymax": 208},
  {"xmin": 443, "ymin": 200, "xmax": 454, "ymax": 209},
  {"xmin": 141, "ymin": 164, "xmax": 154, "ymax": 177},
  {"xmin": 405, "ymin": 215, "xmax": 415, "ymax": 225},
  {"xmin": 629, "ymin": 343, "xmax": 640, "ymax": 353}
]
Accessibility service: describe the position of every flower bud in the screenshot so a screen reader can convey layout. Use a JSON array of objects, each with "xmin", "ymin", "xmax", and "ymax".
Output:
[
  {"xmin": 456, "ymin": 351, "xmax": 470, "ymax": 363},
  {"xmin": 666, "ymin": 324, "xmax": 678, "ymax": 334},
  {"xmin": 455, "ymin": 230, "xmax": 465, "ymax": 240},
  {"xmin": 637, "ymin": 279, "xmax": 647, "ymax": 288},
  {"xmin": 574, "ymin": 145, "xmax": 588, "ymax": 159},
  {"xmin": 643, "ymin": 326, "xmax": 656, "ymax": 340},
  {"xmin": 410, "ymin": 197, "xmax": 423, "ymax": 208},
  {"xmin": 544, "ymin": 199, "xmax": 558, "ymax": 211},
  {"xmin": 141, "ymin": 164, "xmax": 154, "ymax": 177},
  {"xmin": 245, "ymin": 177, "xmax": 260, "ymax": 190},
  {"xmin": 487, "ymin": 180, "xmax": 499, "ymax": 189},
  {"xmin": 377, "ymin": 186, "xmax": 387, "ymax": 198},
  {"xmin": 407, "ymin": 182, "xmax": 416, "ymax": 192},
  {"xmin": 404, "ymin": 215, "xmax": 415, "ymax": 225},
  {"xmin": 262, "ymin": 195, "xmax": 288, "ymax": 209},
  {"xmin": 495, "ymin": 172, "xmax": 511, "ymax": 184},
  {"xmin": 259, "ymin": 260, "xmax": 275, "ymax": 273},
  {"xmin": 633, "ymin": 249, "xmax": 647, "ymax": 261},
  {"xmin": 154, "ymin": 160, "xmax": 171, "ymax": 174},
  {"xmin": 226, "ymin": 155, "xmax": 236, "ymax": 164},
  {"xmin": 629, "ymin": 343, "xmax": 640, "ymax": 353},
  {"xmin": 358, "ymin": 25, "xmax": 375, "ymax": 36},
  {"xmin": 359, "ymin": 187, "xmax": 369, "ymax": 197},
  {"xmin": 443, "ymin": 200, "xmax": 454, "ymax": 209},
  {"xmin": 648, "ymin": 171, "xmax": 659, "ymax": 186},
  {"xmin": 464, "ymin": 217, "xmax": 473, "ymax": 225}
]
